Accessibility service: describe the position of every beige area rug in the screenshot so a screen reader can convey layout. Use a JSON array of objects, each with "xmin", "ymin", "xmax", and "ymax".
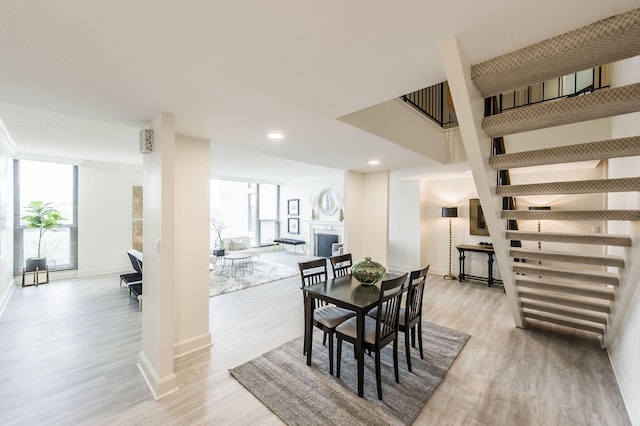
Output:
[
  {"xmin": 229, "ymin": 321, "xmax": 470, "ymax": 425},
  {"xmin": 209, "ymin": 258, "xmax": 299, "ymax": 297}
]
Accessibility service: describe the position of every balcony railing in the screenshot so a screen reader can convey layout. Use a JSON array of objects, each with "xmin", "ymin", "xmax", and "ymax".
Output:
[{"xmin": 401, "ymin": 81, "xmax": 458, "ymax": 128}]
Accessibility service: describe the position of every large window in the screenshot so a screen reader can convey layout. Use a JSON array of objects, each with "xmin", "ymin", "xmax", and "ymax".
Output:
[
  {"xmin": 211, "ymin": 179, "xmax": 280, "ymax": 248},
  {"xmin": 14, "ymin": 160, "xmax": 78, "ymax": 274}
]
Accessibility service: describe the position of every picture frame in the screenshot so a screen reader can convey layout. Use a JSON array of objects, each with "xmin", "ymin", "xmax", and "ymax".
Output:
[
  {"xmin": 288, "ymin": 217, "xmax": 299, "ymax": 234},
  {"xmin": 469, "ymin": 198, "xmax": 490, "ymax": 236},
  {"xmin": 287, "ymin": 198, "xmax": 299, "ymax": 216}
]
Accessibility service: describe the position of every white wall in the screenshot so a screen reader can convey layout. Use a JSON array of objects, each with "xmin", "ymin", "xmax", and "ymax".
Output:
[
  {"xmin": 0, "ymin": 121, "xmax": 15, "ymax": 315},
  {"xmin": 77, "ymin": 162, "xmax": 142, "ymax": 277},
  {"xmin": 280, "ymin": 175, "xmax": 343, "ymax": 246},
  {"xmin": 388, "ymin": 179, "xmax": 421, "ymax": 272},
  {"xmin": 608, "ymin": 55, "xmax": 640, "ymax": 425}
]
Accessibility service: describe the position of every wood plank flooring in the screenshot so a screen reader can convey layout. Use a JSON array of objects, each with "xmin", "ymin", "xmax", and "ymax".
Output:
[{"xmin": 0, "ymin": 259, "xmax": 631, "ymax": 425}]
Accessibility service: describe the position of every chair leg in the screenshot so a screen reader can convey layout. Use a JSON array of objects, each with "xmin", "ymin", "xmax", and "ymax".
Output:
[
  {"xmin": 375, "ymin": 348, "xmax": 383, "ymax": 400},
  {"xmin": 328, "ymin": 331, "xmax": 334, "ymax": 375},
  {"xmin": 393, "ymin": 338, "xmax": 400, "ymax": 383},
  {"xmin": 336, "ymin": 337, "xmax": 342, "ymax": 378},
  {"xmin": 323, "ymin": 331, "xmax": 327, "ymax": 346},
  {"xmin": 417, "ymin": 321, "xmax": 424, "ymax": 359},
  {"xmin": 404, "ymin": 328, "xmax": 412, "ymax": 372},
  {"xmin": 411, "ymin": 326, "xmax": 416, "ymax": 348}
]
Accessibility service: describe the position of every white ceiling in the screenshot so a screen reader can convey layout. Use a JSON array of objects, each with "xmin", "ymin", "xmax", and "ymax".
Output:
[{"xmin": 0, "ymin": 1, "xmax": 636, "ymax": 183}]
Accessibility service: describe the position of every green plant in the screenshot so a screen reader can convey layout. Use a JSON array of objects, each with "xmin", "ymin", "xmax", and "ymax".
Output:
[{"xmin": 21, "ymin": 201, "xmax": 66, "ymax": 258}]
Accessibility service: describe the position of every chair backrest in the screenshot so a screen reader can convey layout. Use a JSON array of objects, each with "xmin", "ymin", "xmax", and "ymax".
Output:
[
  {"xmin": 127, "ymin": 252, "xmax": 143, "ymax": 274},
  {"xmin": 299, "ymin": 259, "xmax": 329, "ymax": 309},
  {"xmin": 375, "ymin": 273, "xmax": 407, "ymax": 348},
  {"xmin": 330, "ymin": 253, "xmax": 352, "ymax": 278},
  {"xmin": 405, "ymin": 265, "xmax": 430, "ymax": 328}
]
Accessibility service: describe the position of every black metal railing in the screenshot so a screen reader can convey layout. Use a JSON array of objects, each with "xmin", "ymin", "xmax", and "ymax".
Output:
[
  {"xmin": 484, "ymin": 65, "xmax": 611, "ymax": 116},
  {"xmin": 401, "ymin": 81, "xmax": 458, "ymax": 128}
]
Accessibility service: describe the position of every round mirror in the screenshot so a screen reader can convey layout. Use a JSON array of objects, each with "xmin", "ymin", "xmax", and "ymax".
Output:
[{"xmin": 317, "ymin": 188, "xmax": 338, "ymax": 216}]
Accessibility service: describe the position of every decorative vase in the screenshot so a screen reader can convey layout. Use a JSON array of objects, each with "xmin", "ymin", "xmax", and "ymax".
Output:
[
  {"xmin": 351, "ymin": 257, "xmax": 386, "ymax": 285},
  {"xmin": 311, "ymin": 208, "xmax": 316, "ymax": 220},
  {"xmin": 338, "ymin": 208, "xmax": 344, "ymax": 221},
  {"xmin": 214, "ymin": 236, "xmax": 224, "ymax": 249}
]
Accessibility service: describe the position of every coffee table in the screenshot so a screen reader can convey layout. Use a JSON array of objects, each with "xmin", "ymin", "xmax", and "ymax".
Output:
[{"xmin": 221, "ymin": 253, "xmax": 254, "ymax": 277}]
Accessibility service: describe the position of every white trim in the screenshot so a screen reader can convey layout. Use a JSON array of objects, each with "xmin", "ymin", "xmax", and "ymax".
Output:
[
  {"xmin": 0, "ymin": 278, "xmax": 16, "ymax": 318},
  {"xmin": 608, "ymin": 345, "xmax": 639, "ymax": 424},
  {"xmin": 137, "ymin": 350, "xmax": 178, "ymax": 400},
  {"xmin": 173, "ymin": 332, "xmax": 212, "ymax": 359}
]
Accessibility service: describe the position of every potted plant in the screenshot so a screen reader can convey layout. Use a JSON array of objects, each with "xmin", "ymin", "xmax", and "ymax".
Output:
[{"xmin": 21, "ymin": 201, "xmax": 66, "ymax": 272}]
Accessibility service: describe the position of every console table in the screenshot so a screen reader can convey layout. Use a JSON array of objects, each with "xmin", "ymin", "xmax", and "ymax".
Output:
[{"xmin": 456, "ymin": 244, "xmax": 503, "ymax": 287}]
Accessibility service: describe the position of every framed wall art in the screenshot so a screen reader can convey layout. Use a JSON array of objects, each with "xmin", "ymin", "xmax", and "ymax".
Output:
[
  {"xmin": 469, "ymin": 198, "xmax": 490, "ymax": 236},
  {"xmin": 287, "ymin": 199, "xmax": 299, "ymax": 216},
  {"xmin": 288, "ymin": 217, "xmax": 300, "ymax": 234}
]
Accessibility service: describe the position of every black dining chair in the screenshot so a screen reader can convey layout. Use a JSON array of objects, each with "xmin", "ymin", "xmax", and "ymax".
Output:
[
  {"xmin": 329, "ymin": 253, "xmax": 352, "ymax": 278},
  {"xmin": 335, "ymin": 273, "xmax": 407, "ymax": 400},
  {"xmin": 368, "ymin": 265, "xmax": 429, "ymax": 372},
  {"xmin": 299, "ymin": 259, "xmax": 355, "ymax": 375}
]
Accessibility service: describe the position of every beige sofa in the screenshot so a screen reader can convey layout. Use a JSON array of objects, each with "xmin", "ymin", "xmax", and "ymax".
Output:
[{"xmin": 221, "ymin": 236, "xmax": 261, "ymax": 258}]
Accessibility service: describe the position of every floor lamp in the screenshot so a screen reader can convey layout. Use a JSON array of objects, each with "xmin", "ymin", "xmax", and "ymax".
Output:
[
  {"xmin": 442, "ymin": 206, "xmax": 458, "ymax": 280},
  {"xmin": 529, "ymin": 206, "xmax": 551, "ymax": 266}
]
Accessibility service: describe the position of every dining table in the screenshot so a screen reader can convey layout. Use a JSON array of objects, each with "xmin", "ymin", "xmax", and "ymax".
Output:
[{"xmin": 302, "ymin": 273, "xmax": 399, "ymax": 397}]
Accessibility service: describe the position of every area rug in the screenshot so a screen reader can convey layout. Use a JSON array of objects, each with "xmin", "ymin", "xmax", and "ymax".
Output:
[
  {"xmin": 209, "ymin": 259, "xmax": 298, "ymax": 297},
  {"xmin": 229, "ymin": 321, "xmax": 470, "ymax": 425}
]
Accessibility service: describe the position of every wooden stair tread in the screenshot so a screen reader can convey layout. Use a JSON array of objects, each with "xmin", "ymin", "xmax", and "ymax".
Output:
[
  {"xmin": 521, "ymin": 301, "xmax": 608, "ymax": 324},
  {"xmin": 496, "ymin": 177, "xmax": 640, "ymax": 196},
  {"xmin": 524, "ymin": 311, "xmax": 605, "ymax": 334},
  {"xmin": 482, "ymin": 83, "xmax": 640, "ymax": 137},
  {"xmin": 489, "ymin": 136, "xmax": 640, "ymax": 169},
  {"xmin": 513, "ymin": 264, "xmax": 618, "ymax": 286},
  {"xmin": 502, "ymin": 209, "xmax": 640, "ymax": 222},
  {"xmin": 516, "ymin": 277, "xmax": 615, "ymax": 300},
  {"xmin": 519, "ymin": 290, "xmax": 611, "ymax": 314},
  {"xmin": 506, "ymin": 231, "xmax": 632, "ymax": 247},
  {"xmin": 471, "ymin": 7, "xmax": 640, "ymax": 97},
  {"xmin": 510, "ymin": 248, "xmax": 625, "ymax": 267}
]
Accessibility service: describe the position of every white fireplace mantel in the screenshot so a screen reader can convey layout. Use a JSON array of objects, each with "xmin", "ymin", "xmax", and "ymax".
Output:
[{"xmin": 307, "ymin": 221, "xmax": 344, "ymax": 256}]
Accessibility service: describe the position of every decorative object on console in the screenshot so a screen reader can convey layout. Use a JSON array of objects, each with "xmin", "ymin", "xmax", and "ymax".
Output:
[
  {"xmin": 442, "ymin": 206, "xmax": 458, "ymax": 280},
  {"xmin": 529, "ymin": 205, "xmax": 551, "ymax": 265},
  {"xmin": 351, "ymin": 257, "xmax": 386, "ymax": 285},
  {"xmin": 469, "ymin": 198, "xmax": 489, "ymax": 236},
  {"xmin": 287, "ymin": 199, "xmax": 299, "ymax": 215},
  {"xmin": 211, "ymin": 212, "xmax": 231, "ymax": 249}
]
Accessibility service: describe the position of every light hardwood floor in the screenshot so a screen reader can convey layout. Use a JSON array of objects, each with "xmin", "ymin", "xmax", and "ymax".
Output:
[{"xmin": 0, "ymin": 261, "xmax": 631, "ymax": 425}]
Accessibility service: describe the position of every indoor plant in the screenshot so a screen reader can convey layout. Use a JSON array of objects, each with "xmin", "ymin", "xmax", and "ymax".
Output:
[
  {"xmin": 211, "ymin": 213, "xmax": 231, "ymax": 250},
  {"xmin": 21, "ymin": 201, "xmax": 66, "ymax": 272}
]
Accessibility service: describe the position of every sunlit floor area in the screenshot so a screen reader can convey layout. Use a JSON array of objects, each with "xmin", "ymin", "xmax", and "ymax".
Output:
[{"xmin": 0, "ymin": 257, "xmax": 630, "ymax": 425}]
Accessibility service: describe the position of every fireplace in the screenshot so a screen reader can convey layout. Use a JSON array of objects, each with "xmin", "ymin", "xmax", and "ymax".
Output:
[{"xmin": 315, "ymin": 233, "xmax": 339, "ymax": 257}]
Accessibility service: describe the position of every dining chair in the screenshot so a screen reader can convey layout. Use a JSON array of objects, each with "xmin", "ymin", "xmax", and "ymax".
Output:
[
  {"xmin": 329, "ymin": 253, "xmax": 352, "ymax": 278},
  {"xmin": 335, "ymin": 273, "xmax": 407, "ymax": 400},
  {"xmin": 299, "ymin": 259, "xmax": 355, "ymax": 375},
  {"xmin": 368, "ymin": 265, "xmax": 429, "ymax": 372}
]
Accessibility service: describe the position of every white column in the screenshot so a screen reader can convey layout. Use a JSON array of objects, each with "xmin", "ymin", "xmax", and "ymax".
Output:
[
  {"xmin": 138, "ymin": 113, "xmax": 178, "ymax": 399},
  {"xmin": 173, "ymin": 135, "xmax": 211, "ymax": 358},
  {"xmin": 344, "ymin": 170, "xmax": 389, "ymax": 267}
]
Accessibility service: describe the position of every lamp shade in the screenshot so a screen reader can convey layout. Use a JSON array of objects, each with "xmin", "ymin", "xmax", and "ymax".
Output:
[
  {"xmin": 528, "ymin": 206, "xmax": 551, "ymax": 211},
  {"xmin": 441, "ymin": 207, "xmax": 458, "ymax": 218}
]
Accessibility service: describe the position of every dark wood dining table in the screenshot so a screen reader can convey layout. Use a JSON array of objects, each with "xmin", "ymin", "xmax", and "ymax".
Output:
[{"xmin": 302, "ymin": 273, "xmax": 399, "ymax": 397}]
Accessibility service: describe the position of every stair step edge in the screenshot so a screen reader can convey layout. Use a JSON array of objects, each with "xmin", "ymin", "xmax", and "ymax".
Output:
[
  {"xmin": 524, "ymin": 311, "xmax": 605, "ymax": 334},
  {"xmin": 521, "ymin": 302, "xmax": 608, "ymax": 324}
]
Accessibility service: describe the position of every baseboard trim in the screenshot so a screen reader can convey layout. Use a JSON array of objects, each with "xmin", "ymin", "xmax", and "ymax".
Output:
[
  {"xmin": 137, "ymin": 350, "xmax": 178, "ymax": 400},
  {"xmin": 0, "ymin": 278, "xmax": 16, "ymax": 318},
  {"xmin": 608, "ymin": 345, "xmax": 639, "ymax": 425},
  {"xmin": 174, "ymin": 332, "xmax": 212, "ymax": 359}
]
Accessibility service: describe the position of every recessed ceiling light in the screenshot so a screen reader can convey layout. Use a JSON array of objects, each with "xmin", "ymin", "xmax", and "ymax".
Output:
[
  {"xmin": 267, "ymin": 132, "xmax": 284, "ymax": 140},
  {"xmin": 368, "ymin": 160, "xmax": 380, "ymax": 165}
]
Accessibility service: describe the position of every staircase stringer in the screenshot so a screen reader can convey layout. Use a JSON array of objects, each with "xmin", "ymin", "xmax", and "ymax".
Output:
[
  {"xmin": 603, "ymin": 220, "xmax": 640, "ymax": 347},
  {"xmin": 440, "ymin": 37, "xmax": 523, "ymax": 328}
]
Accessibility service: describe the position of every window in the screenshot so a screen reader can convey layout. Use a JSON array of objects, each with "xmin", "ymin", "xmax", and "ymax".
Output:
[
  {"xmin": 210, "ymin": 179, "xmax": 280, "ymax": 248},
  {"xmin": 14, "ymin": 160, "xmax": 78, "ymax": 274}
]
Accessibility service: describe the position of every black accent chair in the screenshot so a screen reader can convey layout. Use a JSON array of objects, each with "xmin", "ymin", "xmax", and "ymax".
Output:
[
  {"xmin": 329, "ymin": 253, "xmax": 352, "ymax": 278},
  {"xmin": 119, "ymin": 250, "xmax": 143, "ymax": 299},
  {"xmin": 299, "ymin": 259, "xmax": 355, "ymax": 375},
  {"xmin": 368, "ymin": 265, "xmax": 429, "ymax": 372},
  {"xmin": 336, "ymin": 273, "xmax": 407, "ymax": 400}
]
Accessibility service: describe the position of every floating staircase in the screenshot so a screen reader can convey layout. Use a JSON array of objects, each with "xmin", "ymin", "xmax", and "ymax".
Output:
[{"xmin": 465, "ymin": 6, "xmax": 640, "ymax": 343}]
